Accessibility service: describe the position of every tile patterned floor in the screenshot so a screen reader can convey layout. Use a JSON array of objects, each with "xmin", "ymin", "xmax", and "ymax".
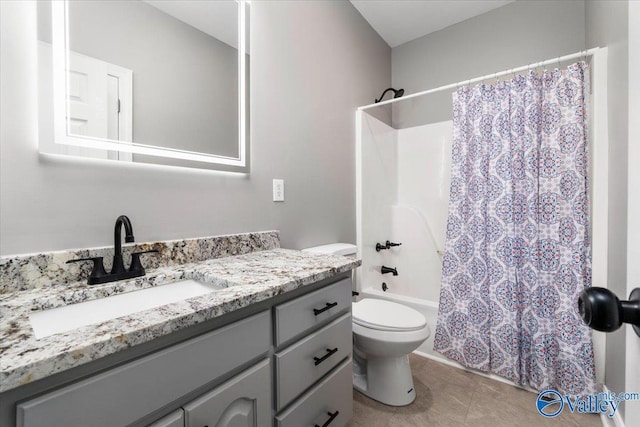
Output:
[{"xmin": 347, "ymin": 354, "xmax": 602, "ymax": 427}]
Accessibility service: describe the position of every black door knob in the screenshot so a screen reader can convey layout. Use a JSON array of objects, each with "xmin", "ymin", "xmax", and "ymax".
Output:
[{"xmin": 578, "ymin": 287, "xmax": 640, "ymax": 337}]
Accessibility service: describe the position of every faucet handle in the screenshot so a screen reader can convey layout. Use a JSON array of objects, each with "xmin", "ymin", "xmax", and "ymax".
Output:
[
  {"xmin": 131, "ymin": 249, "xmax": 159, "ymax": 255},
  {"xmin": 375, "ymin": 242, "xmax": 389, "ymax": 252},
  {"xmin": 129, "ymin": 250, "xmax": 159, "ymax": 274},
  {"xmin": 66, "ymin": 257, "xmax": 108, "ymax": 285}
]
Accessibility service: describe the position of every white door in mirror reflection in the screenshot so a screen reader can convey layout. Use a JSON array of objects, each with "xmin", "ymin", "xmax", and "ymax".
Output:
[
  {"xmin": 38, "ymin": 42, "xmax": 133, "ymax": 161},
  {"xmin": 67, "ymin": 52, "xmax": 133, "ymax": 161},
  {"xmin": 67, "ymin": 54, "xmax": 107, "ymax": 137}
]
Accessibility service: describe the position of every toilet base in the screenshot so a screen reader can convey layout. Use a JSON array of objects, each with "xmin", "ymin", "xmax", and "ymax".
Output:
[{"xmin": 352, "ymin": 353, "xmax": 416, "ymax": 406}]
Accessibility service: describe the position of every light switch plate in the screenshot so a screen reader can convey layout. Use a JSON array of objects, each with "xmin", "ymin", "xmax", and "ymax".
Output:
[{"xmin": 273, "ymin": 179, "xmax": 284, "ymax": 202}]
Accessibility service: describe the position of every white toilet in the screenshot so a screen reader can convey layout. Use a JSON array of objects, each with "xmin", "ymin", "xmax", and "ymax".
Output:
[{"xmin": 302, "ymin": 243, "xmax": 430, "ymax": 406}]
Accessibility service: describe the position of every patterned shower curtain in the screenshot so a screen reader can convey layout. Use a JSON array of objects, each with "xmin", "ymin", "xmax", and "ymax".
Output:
[{"xmin": 433, "ymin": 63, "xmax": 596, "ymax": 395}]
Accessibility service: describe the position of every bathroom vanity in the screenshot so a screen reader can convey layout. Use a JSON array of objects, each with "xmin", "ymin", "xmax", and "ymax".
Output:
[{"xmin": 0, "ymin": 231, "xmax": 359, "ymax": 427}]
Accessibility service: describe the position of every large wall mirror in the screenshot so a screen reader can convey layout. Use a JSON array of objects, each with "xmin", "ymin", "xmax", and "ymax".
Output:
[{"xmin": 38, "ymin": 0, "xmax": 249, "ymax": 172}]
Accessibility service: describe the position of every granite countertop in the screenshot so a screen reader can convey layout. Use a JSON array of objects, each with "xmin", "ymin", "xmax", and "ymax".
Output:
[{"xmin": 0, "ymin": 249, "xmax": 360, "ymax": 393}]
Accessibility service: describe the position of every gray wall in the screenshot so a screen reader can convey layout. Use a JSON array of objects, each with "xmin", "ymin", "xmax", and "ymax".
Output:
[
  {"xmin": 585, "ymin": 0, "xmax": 629, "ymax": 417},
  {"xmin": 0, "ymin": 0, "xmax": 391, "ymax": 255},
  {"xmin": 391, "ymin": 0, "xmax": 586, "ymax": 128}
]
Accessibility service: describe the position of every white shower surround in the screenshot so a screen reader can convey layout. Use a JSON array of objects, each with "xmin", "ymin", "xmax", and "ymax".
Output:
[
  {"xmin": 357, "ymin": 116, "xmax": 451, "ymax": 303},
  {"xmin": 356, "ymin": 47, "xmax": 609, "ymax": 387},
  {"xmin": 356, "ymin": 114, "xmax": 451, "ymax": 361}
]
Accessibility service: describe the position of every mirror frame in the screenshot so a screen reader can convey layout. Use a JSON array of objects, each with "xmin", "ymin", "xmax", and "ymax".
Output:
[{"xmin": 50, "ymin": 0, "xmax": 249, "ymax": 171}]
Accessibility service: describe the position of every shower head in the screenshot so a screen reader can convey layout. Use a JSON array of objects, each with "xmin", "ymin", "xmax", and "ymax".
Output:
[{"xmin": 375, "ymin": 87, "xmax": 405, "ymax": 103}]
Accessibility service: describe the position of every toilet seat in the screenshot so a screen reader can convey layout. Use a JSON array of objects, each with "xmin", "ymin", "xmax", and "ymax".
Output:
[
  {"xmin": 353, "ymin": 299, "xmax": 426, "ymax": 332},
  {"xmin": 352, "ymin": 320, "xmax": 431, "ymax": 345}
]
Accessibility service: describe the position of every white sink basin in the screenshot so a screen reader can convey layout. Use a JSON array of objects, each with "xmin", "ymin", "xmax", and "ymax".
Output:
[{"xmin": 29, "ymin": 279, "xmax": 221, "ymax": 339}]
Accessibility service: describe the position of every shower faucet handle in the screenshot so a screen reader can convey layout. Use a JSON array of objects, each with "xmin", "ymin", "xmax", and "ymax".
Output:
[
  {"xmin": 376, "ymin": 241, "xmax": 402, "ymax": 252},
  {"xmin": 375, "ymin": 242, "xmax": 389, "ymax": 252}
]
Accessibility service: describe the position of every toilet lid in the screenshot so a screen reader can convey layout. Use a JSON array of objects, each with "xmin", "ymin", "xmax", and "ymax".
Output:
[{"xmin": 353, "ymin": 299, "xmax": 427, "ymax": 331}]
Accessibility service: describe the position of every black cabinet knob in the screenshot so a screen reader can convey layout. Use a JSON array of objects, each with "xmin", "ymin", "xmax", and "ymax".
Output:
[
  {"xmin": 313, "ymin": 347, "xmax": 338, "ymax": 366},
  {"xmin": 313, "ymin": 302, "xmax": 338, "ymax": 315},
  {"xmin": 314, "ymin": 410, "xmax": 339, "ymax": 427}
]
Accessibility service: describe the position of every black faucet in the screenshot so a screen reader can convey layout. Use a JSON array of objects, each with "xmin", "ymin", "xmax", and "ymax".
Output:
[
  {"xmin": 67, "ymin": 215, "xmax": 157, "ymax": 285},
  {"xmin": 111, "ymin": 215, "xmax": 135, "ymax": 275},
  {"xmin": 381, "ymin": 266, "xmax": 398, "ymax": 276}
]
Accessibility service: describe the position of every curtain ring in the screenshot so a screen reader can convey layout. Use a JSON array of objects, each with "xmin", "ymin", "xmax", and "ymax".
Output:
[{"xmin": 528, "ymin": 62, "xmax": 536, "ymax": 75}]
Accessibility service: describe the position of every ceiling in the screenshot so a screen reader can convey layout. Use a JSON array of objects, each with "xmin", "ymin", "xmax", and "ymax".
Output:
[
  {"xmin": 350, "ymin": 0, "xmax": 515, "ymax": 48},
  {"xmin": 143, "ymin": 0, "xmax": 238, "ymax": 49}
]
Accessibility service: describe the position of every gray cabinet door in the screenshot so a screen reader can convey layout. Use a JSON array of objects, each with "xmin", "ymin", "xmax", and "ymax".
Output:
[{"xmin": 183, "ymin": 359, "xmax": 271, "ymax": 427}]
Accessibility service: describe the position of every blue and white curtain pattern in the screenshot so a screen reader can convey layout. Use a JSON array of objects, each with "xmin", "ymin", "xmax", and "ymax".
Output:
[{"xmin": 434, "ymin": 63, "xmax": 596, "ymax": 395}]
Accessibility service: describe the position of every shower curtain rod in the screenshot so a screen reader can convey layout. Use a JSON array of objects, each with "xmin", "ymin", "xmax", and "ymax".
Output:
[{"xmin": 358, "ymin": 47, "xmax": 600, "ymax": 111}]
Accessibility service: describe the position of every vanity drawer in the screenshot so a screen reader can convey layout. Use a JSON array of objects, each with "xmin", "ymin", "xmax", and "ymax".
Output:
[
  {"xmin": 275, "ymin": 313, "xmax": 352, "ymax": 410},
  {"xmin": 274, "ymin": 277, "xmax": 351, "ymax": 347},
  {"xmin": 17, "ymin": 311, "xmax": 271, "ymax": 427},
  {"xmin": 275, "ymin": 358, "xmax": 353, "ymax": 427}
]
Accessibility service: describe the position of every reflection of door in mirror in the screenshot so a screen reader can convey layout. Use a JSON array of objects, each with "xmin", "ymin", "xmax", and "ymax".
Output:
[
  {"xmin": 38, "ymin": 42, "xmax": 133, "ymax": 161},
  {"xmin": 68, "ymin": 52, "xmax": 133, "ymax": 161}
]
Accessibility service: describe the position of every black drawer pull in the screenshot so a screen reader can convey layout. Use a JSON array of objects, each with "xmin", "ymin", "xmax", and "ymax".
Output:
[
  {"xmin": 313, "ymin": 301, "xmax": 338, "ymax": 315},
  {"xmin": 314, "ymin": 347, "xmax": 338, "ymax": 366},
  {"xmin": 315, "ymin": 410, "xmax": 339, "ymax": 427}
]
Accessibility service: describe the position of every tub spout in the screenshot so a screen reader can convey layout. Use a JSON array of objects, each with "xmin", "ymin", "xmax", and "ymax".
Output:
[{"xmin": 381, "ymin": 266, "xmax": 398, "ymax": 276}]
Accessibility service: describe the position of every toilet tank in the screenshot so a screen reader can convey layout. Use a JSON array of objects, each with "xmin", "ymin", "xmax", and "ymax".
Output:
[
  {"xmin": 302, "ymin": 243, "xmax": 357, "ymax": 256},
  {"xmin": 304, "ymin": 243, "xmax": 358, "ymax": 297}
]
